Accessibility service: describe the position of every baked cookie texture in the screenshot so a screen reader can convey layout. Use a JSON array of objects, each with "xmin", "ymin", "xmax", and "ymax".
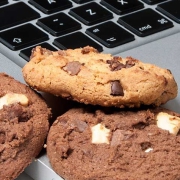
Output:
[
  {"xmin": 0, "ymin": 73, "xmax": 51, "ymax": 180},
  {"xmin": 47, "ymin": 106, "xmax": 180, "ymax": 180},
  {"xmin": 22, "ymin": 46, "xmax": 178, "ymax": 108}
]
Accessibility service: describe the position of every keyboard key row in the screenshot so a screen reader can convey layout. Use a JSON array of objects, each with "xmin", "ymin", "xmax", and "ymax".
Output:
[
  {"xmin": 0, "ymin": 1, "xmax": 178, "ymax": 37},
  {"xmin": 0, "ymin": 7, "xmax": 174, "ymax": 52},
  {"xmin": 0, "ymin": 23, "xmax": 103, "ymax": 51},
  {"xmin": 0, "ymin": 0, "xmax": 179, "ymax": 63},
  {"xmin": 27, "ymin": 0, "xmax": 180, "ymax": 26}
]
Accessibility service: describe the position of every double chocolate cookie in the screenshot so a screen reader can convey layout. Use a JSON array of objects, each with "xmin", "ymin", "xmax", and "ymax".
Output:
[
  {"xmin": 22, "ymin": 46, "xmax": 177, "ymax": 108},
  {"xmin": 47, "ymin": 106, "xmax": 180, "ymax": 180},
  {"xmin": 0, "ymin": 73, "xmax": 51, "ymax": 180}
]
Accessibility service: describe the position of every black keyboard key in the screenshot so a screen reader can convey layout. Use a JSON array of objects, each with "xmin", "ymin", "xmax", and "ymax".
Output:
[
  {"xmin": 100, "ymin": 0, "xmax": 144, "ymax": 15},
  {"xmin": 29, "ymin": 0, "xmax": 72, "ymax": 14},
  {"xmin": 0, "ymin": 0, "xmax": 8, "ymax": 6},
  {"xmin": 69, "ymin": 2, "xmax": 113, "ymax": 26},
  {"xmin": 53, "ymin": 32, "xmax": 103, "ymax": 52},
  {"xmin": 0, "ymin": 23, "xmax": 49, "ymax": 50},
  {"xmin": 20, "ymin": 42, "xmax": 57, "ymax": 61},
  {"xmin": 86, "ymin": 21, "xmax": 134, "ymax": 48},
  {"xmin": 156, "ymin": 0, "xmax": 180, "ymax": 24},
  {"xmin": 72, "ymin": 0, "xmax": 93, "ymax": 3},
  {"xmin": 118, "ymin": 8, "xmax": 173, "ymax": 37},
  {"xmin": 0, "ymin": 2, "xmax": 40, "ymax": 31},
  {"xmin": 141, "ymin": 0, "xmax": 166, "ymax": 5},
  {"xmin": 37, "ymin": 13, "xmax": 81, "ymax": 36}
]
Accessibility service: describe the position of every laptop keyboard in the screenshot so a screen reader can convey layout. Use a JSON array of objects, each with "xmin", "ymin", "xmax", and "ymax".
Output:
[{"xmin": 0, "ymin": 0, "xmax": 180, "ymax": 65}]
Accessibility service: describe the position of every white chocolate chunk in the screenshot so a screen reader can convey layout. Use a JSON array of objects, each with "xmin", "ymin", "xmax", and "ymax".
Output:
[
  {"xmin": 145, "ymin": 148, "xmax": 153, "ymax": 153},
  {"xmin": 156, "ymin": 112, "xmax": 180, "ymax": 135},
  {"xmin": 91, "ymin": 123, "xmax": 110, "ymax": 144},
  {"xmin": 0, "ymin": 93, "xmax": 29, "ymax": 109}
]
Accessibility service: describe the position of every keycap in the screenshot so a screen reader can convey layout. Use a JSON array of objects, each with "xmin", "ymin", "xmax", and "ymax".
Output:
[
  {"xmin": 72, "ymin": 0, "xmax": 93, "ymax": 3},
  {"xmin": 29, "ymin": 0, "xmax": 72, "ymax": 14},
  {"xmin": 118, "ymin": 8, "xmax": 173, "ymax": 37},
  {"xmin": 86, "ymin": 21, "xmax": 134, "ymax": 48},
  {"xmin": 0, "ymin": 0, "xmax": 8, "ymax": 6},
  {"xmin": 0, "ymin": 23, "xmax": 49, "ymax": 50},
  {"xmin": 141, "ymin": 0, "xmax": 166, "ymax": 5},
  {"xmin": 0, "ymin": 2, "xmax": 40, "ymax": 31},
  {"xmin": 53, "ymin": 32, "xmax": 103, "ymax": 52},
  {"xmin": 156, "ymin": 0, "xmax": 180, "ymax": 24},
  {"xmin": 100, "ymin": 0, "xmax": 144, "ymax": 15},
  {"xmin": 37, "ymin": 13, "xmax": 81, "ymax": 36},
  {"xmin": 69, "ymin": 2, "xmax": 113, "ymax": 26},
  {"xmin": 20, "ymin": 42, "xmax": 57, "ymax": 61}
]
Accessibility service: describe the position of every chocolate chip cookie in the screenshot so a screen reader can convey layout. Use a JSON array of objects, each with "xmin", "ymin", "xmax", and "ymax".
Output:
[
  {"xmin": 0, "ymin": 73, "xmax": 51, "ymax": 180},
  {"xmin": 22, "ymin": 46, "xmax": 177, "ymax": 108},
  {"xmin": 47, "ymin": 106, "xmax": 180, "ymax": 180}
]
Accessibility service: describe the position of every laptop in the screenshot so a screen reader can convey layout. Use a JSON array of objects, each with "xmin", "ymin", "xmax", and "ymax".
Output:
[{"xmin": 0, "ymin": 0, "xmax": 180, "ymax": 179}]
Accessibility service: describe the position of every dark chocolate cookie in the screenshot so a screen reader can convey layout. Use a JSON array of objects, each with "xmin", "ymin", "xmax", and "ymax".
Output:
[
  {"xmin": 0, "ymin": 73, "xmax": 51, "ymax": 180},
  {"xmin": 47, "ymin": 106, "xmax": 180, "ymax": 180}
]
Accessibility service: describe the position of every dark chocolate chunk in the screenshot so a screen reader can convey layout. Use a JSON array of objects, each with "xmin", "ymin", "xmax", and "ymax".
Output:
[
  {"xmin": 107, "ymin": 57, "xmax": 135, "ymax": 71},
  {"xmin": 1, "ymin": 104, "xmax": 30, "ymax": 122},
  {"xmin": 73, "ymin": 120, "xmax": 88, "ymax": 133},
  {"xmin": 125, "ymin": 60, "xmax": 135, "ymax": 68},
  {"xmin": 107, "ymin": 59, "xmax": 125, "ymax": 71},
  {"xmin": 64, "ymin": 61, "xmax": 82, "ymax": 76},
  {"xmin": 111, "ymin": 130, "xmax": 133, "ymax": 146},
  {"xmin": 110, "ymin": 80, "xmax": 124, "ymax": 96}
]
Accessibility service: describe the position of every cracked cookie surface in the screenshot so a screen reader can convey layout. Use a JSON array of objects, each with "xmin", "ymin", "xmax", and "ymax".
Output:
[{"xmin": 22, "ymin": 46, "xmax": 177, "ymax": 108}]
